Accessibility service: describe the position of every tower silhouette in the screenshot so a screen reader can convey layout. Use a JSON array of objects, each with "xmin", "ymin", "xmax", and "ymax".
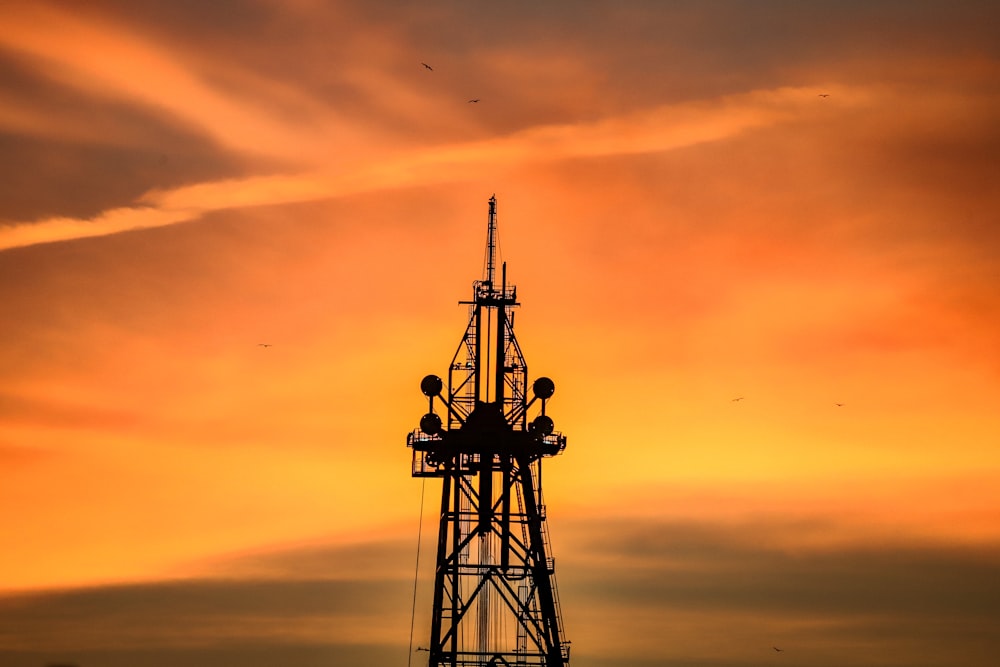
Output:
[{"xmin": 408, "ymin": 196, "xmax": 570, "ymax": 667}]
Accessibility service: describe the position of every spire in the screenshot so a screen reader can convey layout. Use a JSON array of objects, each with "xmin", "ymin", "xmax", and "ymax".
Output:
[{"xmin": 484, "ymin": 194, "xmax": 498, "ymax": 291}]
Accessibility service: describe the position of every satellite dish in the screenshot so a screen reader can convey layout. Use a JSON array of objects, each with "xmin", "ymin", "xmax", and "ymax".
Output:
[
  {"xmin": 420, "ymin": 412, "xmax": 443, "ymax": 435},
  {"xmin": 421, "ymin": 374, "xmax": 443, "ymax": 397},
  {"xmin": 532, "ymin": 377, "xmax": 555, "ymax": 399},
  {"xmin": 531, "ymin": 415, "xmax": 554, "ymax": 436}
]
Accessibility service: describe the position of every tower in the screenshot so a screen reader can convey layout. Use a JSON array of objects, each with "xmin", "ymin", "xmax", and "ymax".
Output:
[{"xmin": 407, "ymin": 196, "xmax": 570, "ymax": 667}]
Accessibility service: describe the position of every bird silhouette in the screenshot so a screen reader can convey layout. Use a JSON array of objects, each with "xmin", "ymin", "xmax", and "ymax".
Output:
[
  {"xmin": 468, "ymin": 98, "xmax": 480, "ymax": 103},
  {"xmin": 818, "ymin": 93, "xmax": 830, "ymax": 97},
  {"xmin": 835, "ymin": 402, "xmax": 844, "ymax": 407},
  {"xmin": 732, "ymin": 396, "xmax": 744, "ymax": 402},
  {"xmin": 258, "ymin": 343, "xmax": 272, "ymax": 348},
  {"xmin": 773, "ymin": 646, "xmax": 784, "ymax": 652},
  {"xmin": 421, "ymin": 62, "xmax": 433, "ymax": 71}
]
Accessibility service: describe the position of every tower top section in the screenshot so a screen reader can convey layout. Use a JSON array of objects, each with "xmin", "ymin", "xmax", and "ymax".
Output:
[
  {"xmin": 408, "ymin": 194, "xmax": 567, "ymax": 476},
  {"xmin": 484, "ymin": 195, "xmax": 498, "ymax": 289},
  {"xmin": 470, "ymin": 195, "xmax": 517, "ymax": 308}
]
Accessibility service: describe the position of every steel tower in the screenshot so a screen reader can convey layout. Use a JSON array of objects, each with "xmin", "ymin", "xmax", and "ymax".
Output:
[{"xmin": 407, "ymin": 196, "xmax": 570, "ymax": 667}]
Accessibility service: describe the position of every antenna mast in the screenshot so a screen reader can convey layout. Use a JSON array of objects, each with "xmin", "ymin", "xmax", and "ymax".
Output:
[
  {"xmin": 407, "ymin": 196, "xmax": 571, "ymax": 667},
  {"xmin": 485, "ymin": 194, "xmax": 497, "ymax": 290}
]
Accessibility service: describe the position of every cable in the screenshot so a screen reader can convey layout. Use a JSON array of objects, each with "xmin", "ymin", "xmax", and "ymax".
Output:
[{"xmin": 407, "ymin": 477, "xmax": 427, "ymax": 667}]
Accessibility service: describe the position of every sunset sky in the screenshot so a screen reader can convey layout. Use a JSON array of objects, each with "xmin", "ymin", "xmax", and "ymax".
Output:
[{"xmin": 2, "ymin": 1, "xmax": 999, "ymax": 665}]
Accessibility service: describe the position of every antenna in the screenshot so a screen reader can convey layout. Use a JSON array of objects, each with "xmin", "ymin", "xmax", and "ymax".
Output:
[
  {"xmin": 485, "ymin": 194, "xmax": 497, "ymax": 290},
  {"xmin": 406, "ymin": 195, "xmax": 571, "ymax": 667}
]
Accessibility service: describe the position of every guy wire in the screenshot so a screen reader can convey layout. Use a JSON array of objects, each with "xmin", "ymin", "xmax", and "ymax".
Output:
[{"xmin": 407, "ymin": 476, "xmax": 427, "ymax": 667}]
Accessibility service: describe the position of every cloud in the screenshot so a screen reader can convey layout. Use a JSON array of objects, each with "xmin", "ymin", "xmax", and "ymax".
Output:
[
  {"xmin": 0, "ymin": 19, "xmax": 277, "ymax": 223},
  {"xmin": 0, "ymin": 538, "xmax": 418, "ymax": 666},
  {"xmin": 0, "ymin": 391, "xmax": 140, "ymax": 432},
  {"xmin": 2, "ymin": 521, "xmax": 997, "ymax": 667},
  {"xmin": 0, "ymin": 3, "xmax": 332, "ymax": 160},
  {"xmin": 1, "ymin": 205, "xmax": 194, "ymax": 250},
  {"xmin": 555, "ymin": 516, "xmax": 1000, "ymax": 666},
  {"xmin": 0, "ymin": 578, "xmax": 410, "ymax": 650},
  {"xmin": 0, "ymin": 130, "xmax": 255, "ymax": 223},
  {"xmin": 191, "ymin": 535, "xmax": 418, "ymax": 582},
  {"xmin": 2, "ymin": 4, "xmax": 999, "ymax": 665},
  {"xmin": 564, "ymin": 516, "xmax": 999, "ymax": 615},
  {"xmin": 0, "ymin": 84, "xmax": 856, "ymax": 250},
  {"xmin": 0, "ymin": 642, "xmax": 401, "ymax": 667}
]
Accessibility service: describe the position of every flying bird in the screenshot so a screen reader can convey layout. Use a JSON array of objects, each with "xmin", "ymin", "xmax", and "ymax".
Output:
[
  {"xmin": 258, "ymin": 343, "xmax": 272, "ymax": 348},
  {"xmin": 732, "ymin": 396, "xmax": 744, "ymax": 402},
  {"xmin": 835, "ymin": 402, "xmax": 844, "ymax": 407},
  {"xmin": 421, "ymin": 62, "xmax": 433, "ymax": 71},
  {"xmin": 818, "ymin": 93, "xmax": 830, "ymax": 97},
  {"xmin": 468, "ymin": 98, "xmax": 480, "ymax": 103},
  {"xmin": 773, "ymin": 646, "xmax": 784, "ymax": 652}
]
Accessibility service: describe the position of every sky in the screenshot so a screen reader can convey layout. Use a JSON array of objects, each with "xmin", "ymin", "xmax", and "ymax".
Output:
[{"xmin": 1, "ymin": 0, "xmax": 999, "ymax": 665}]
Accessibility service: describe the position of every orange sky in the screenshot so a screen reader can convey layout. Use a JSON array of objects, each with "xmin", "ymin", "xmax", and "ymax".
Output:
[{"xmin": 1, "ymin": 2, "xmax": 999, "ymax": 666}]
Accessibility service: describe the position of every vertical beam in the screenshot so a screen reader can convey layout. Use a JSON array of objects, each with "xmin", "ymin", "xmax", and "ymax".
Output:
[
  {"xmin": 500, "ymin": 457, "xmax": 511, "ymax": 571},
  {"xmin": 474, "ymin": 305, "xmax": 482, "ymax": 403},
  {"xmin": 518, "ymin": 455, "xmax": 564, "ymax": 666},
  {"xmin": 495, "ymin": 264, "xmax": 507, "ymax": 405},
  {"xmin": 444, "ymin": 469, "xmax": 463, "ymax": 666},
  {"xmin": 486, "ymin": 196, "xmax": 497, "ymax": 288},
  {"xmin": 429, "ymin": 469, "xmax": 452, "ymax": 665},
  {"xmin": 478, "ymin": 457, "xmax": 493, "ymax": 535}
]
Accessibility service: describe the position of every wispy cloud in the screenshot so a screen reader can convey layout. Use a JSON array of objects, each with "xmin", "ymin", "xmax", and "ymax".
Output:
[
  {"xmin": 0, "ymin": 3, "xmax": 335, "ymax": 159},
  {"xmin": 558, "ymin": 516, "xmax": 1000, "ymax": 665},
  {"xmin": 0, "ymin": 84, "xmax": 860, "ymax": 250},
  {"xmin": 2, "ymin": 4, "xmax": 999, "ymax": 665},
  {"xmin": 3, "ymin": 523, "xmax": 998, "ymax": 666}
]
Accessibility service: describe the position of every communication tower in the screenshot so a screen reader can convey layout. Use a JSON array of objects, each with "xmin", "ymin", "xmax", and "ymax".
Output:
[{"xmin": 407, "ymin": 196, "xmax": 570, "ymax": 667}]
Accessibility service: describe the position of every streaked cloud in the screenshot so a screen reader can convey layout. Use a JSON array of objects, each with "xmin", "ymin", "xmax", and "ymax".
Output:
[
  {"xmin": 1, "ymin": 84, "xmax": 863, "ymax": 250},
  {"xmin": 1, "ymin": 2, "xmax": 999, "ymax": 666},
  {"xmin": 0, "ymin": 3, "xmax": 332, "ymax": 159},
  {"xmin": 557, "ymin": 516, "xmax": 1000, "ymax": 666},
  {"xmin": 2, "ymin": 523, "xmax": 998, "ymax": 666}
]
